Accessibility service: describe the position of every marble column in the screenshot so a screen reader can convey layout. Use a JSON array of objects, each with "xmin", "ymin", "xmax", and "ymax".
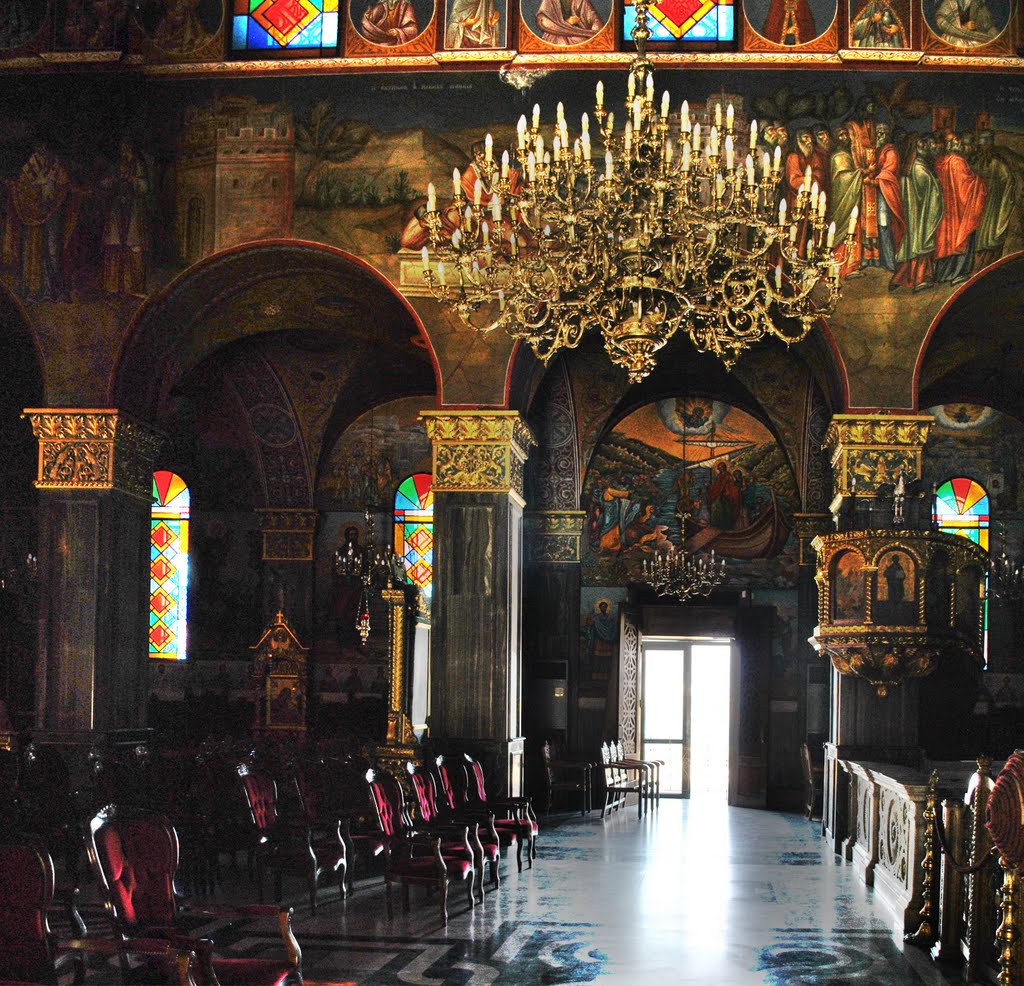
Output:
[
  {"xmin": 24, "ymin": 409, "xmax": 161, "ymax": 732},
  {"xmin": 524, "ymin": 511, "xmax": 585, "ymax": 750},
  {"xmin": 421, "ymin": 411, "xmax": 534, "ymax": 797}
]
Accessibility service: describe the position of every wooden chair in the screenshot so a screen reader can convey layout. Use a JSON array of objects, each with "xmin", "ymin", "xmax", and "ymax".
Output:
[
  {"xmin": 600, "ymin": 742, "xmax": 644, "ymax": 819},
  {"xmin": 540, "ymin": 741, "xmax": 592, "ymax": 816},
  {"xmin": 800, "ymin": 737, "xmax": 824, "ymax": 820},
  {"xmin": 0, "ymin": 838, "xmax": 199, "ymax": 986},
  {"xmin": 295, "ymin": 757, "xmax": 386, "ymax": 896},
  {"xmin": 366, "ymin": 768, "xmax": 476, "ymax": 924},
  {"xmin": 406, "ymin": 760, "xmax": 499, "ymax": 899},
  {"xmin": 613, "ymin": 738, "xmax": 658, "ymax": 812},
  {"xmin": 460, "ymin": 753, "xmax": 539, "ymax": 868},
  {"xmin": 238, "ymin": 763, "xmax": 347, "ymax": 913},
  {"xmin": 86, "ymin": 805, "xmax": 303, "ymax": 986}
]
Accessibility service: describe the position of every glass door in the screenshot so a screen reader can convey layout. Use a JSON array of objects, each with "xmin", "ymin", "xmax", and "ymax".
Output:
[{"xmin": 641, "ymin": 639, "xmax": 731, "ymax": 799}]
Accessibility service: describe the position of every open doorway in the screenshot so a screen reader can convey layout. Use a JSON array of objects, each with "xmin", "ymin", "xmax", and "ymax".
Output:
[{"xmin": 641, "ymin": 638, "xmax": 732, "ymax": 800}]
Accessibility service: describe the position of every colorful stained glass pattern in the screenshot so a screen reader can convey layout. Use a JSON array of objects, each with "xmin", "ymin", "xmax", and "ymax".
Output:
[
  {"xmin": 933, "ymin": 476, "xmax": 989, "ymax": 666},
  {"xmin": 933, "ymin": 477, "xmax": 990, "ymax": 550},
  {"xmin": 395, "ymin": 473, "xmax": 434, "ymax": 608},
  {"xmin": 232, "ymin": 0, "xmax": 339, "ymax": 50},
  {"xmin": 623, "ymin": 0, "xmax": 734, "ymax": 40},
  {"xmin": 151, "ymin": 471, "xmax": 190, "ymax": 661}
]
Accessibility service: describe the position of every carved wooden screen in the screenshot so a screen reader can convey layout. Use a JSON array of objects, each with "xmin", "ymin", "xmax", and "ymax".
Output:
[{"xmin": 618, "ymin": 606, "xmax": 641, "ymax": 755}]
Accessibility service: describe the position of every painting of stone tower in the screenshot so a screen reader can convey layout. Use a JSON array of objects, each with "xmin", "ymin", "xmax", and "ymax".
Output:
[{"xmin": 175, "ymin": 95, "xmax": 295, "ymax": 265}]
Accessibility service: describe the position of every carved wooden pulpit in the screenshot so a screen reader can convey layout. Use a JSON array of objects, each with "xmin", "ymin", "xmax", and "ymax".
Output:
[{"xmin": 250, "ymin": 610, "xmax": 309, "ymax": 735}]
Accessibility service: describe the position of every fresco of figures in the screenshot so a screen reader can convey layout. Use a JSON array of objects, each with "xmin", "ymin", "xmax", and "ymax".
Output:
[{"xmin": 581, "ymin": 399, "xmax": 800, "ymax": 587}]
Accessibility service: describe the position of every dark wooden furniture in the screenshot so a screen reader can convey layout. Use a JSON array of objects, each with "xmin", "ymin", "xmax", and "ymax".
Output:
[
  {"xmin": 460, "ymin": 752, "xmax": 539, "ymax": 868},
  {"xmin": 540, "ymin": 741, "xmax": 592, "ymax": 816},
  {"xmin": 238, "ymin": 763, "xmax": 347, "ymax": 913},
  {"xmin": 86, "ymin": 805, "xmax": 303, "ymax": 986},
  {"xmin": 406, "ymin": 760, "xmax": 499, "ymax": 898},
  {"xmin": 800, "ymin": 736, "xmax": 824, "ymax": 820},
  {"xmin": 600, "ymin": 741, "xmax": 645, "ymax": 819},
  {"xmin": 366, "ymin": 768, "xmax": 476, "ymax": 924}
]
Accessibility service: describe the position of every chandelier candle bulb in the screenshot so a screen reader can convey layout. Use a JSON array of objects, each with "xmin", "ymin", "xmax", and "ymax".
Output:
[
  {"xmin": 628, "ymin": 72, "xmax": 636, "ymax": 100},
  {"xmin": 827, "ymin": 221, "xmax": 836, "ymax": 248},
  {"xmin": 715, "ymin": 102, "xmax": 722, "ymax": 129},
  {"xmin": 633, "ymin": 99, "xmax": 642, "ymax": 132},
  {"xmin": 437, "ymin": 261, "xmax": 445, "ymax": 285},
  {"xmin": 582, "ymin": 112, "xmax": 590, "ymax": 136},
  {"xmin": 553, "ymin": 136, "xmax": 561, "ymax": 161},
  {"xmin": 533, "ymin": 103, "xmax": 540, "ymax": 130},
  {"xmin": 582, "ymin": 134, "xmax": 591, "ymax": 161},
  {"xmin": 750, "ymin": 119, "xmax": 757, "ymax": 150},
  {"xmin": 693, "ymin": 122, "xmax": 701, "ymax": 151},
  {"xmin": 746, "ymin": 155, "xmax": 754, "ymax": 186},
  {"xmin": 474, "ymin": 179, "xmax": 482, "ymax": 206},
  {"xmin": 421, "ymin": 245, "xmax": 429, "ymax": 269},
  {"xmin": 485, "ymin": 133, "xmax": 493, "ymax": 163},
  {"xmin": 624, "ymin": 121, "xmax": 633, "ymax": 151},
  {"xmin": 596, "ymin": 80, "xmax": 604, "ymax": 109},
  {"xmin": 482, "ymin": 221, "xmax": 489, "ymax": 246},
  {"xmin": 762, "ymin": 151, "xmax": 770, "ymax": 178},
  {"xmin": 681, "ymin": 100, "xmax": 690, "ymax": 132},
  {"xmin": 491, "ymin": 196, "xmax": 501, "ymax": 221},
  {"xmin": 661, "ymin": 90, "xmax": 670, "ymax": 119},
  {"xmin": 453, "ymin": 168, "xmax": 461, "ymax": 198},
  {"xmin": 803, "ymin": 165, "xmax": 812, "ymax": 192},
  {"xmin": 501, "ymin": 150, "xmax": 509, "ymax": 178},
  {"xmin": 517, "ymin": 115, "xmax": 527, "ymax": 151},
  {"xmin": 725, "ymin": 135, "xmax": 734, "ymax": 170},
  {"xmin": 605, "ymin": 150, "xmax": 613, "ymax": 179},
  {"xmin": 427, "ymin": 182, "xmax": 436, "ymax": 212},
  {"xmin": 710, "ymin": 125, "xmax": 718, "ymax": 156},
  {"xmin": 646, "ymin": 72, "xmax": 654, "ymax": 103},
  {"xmin": 773, "ymin": 145, "xmax": 782, "ymax": 172},
  {"xmin": 681, "ymin": 140, "xmax": 691, "ymax": 171},
  {"xmin": 726, "ymin": 103, "xmax": 734, "ymax": 131},
  {"xmin": 849, "ymin": 204, "xmax": 859, "ymax": 235},
  {"xmin": 779, "ymin": 199, "xmax": 787, "ymax": 225},
  {"xmin": 818, "ymin": 191, "xmax": 827, "ymax": 219},
  {"xmin": 775, "ymin": 263, "xmax": 782, "ymax": 290},
  {"xmin": 451, "ymin": 228, "xmax": 461, "ymax": 248}
]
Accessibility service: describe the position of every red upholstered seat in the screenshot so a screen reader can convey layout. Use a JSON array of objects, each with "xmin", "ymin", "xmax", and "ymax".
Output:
[
  {"xmin": 239, "ymin": 765, "xmax": 347, "ymax": 914},
  {"xmin": 367, "ymin": 768, "xmax": 477, "ymax": 924},
  {"xmin": 87, "ymin": 806, "xmax": 304, "ymax": 986}
]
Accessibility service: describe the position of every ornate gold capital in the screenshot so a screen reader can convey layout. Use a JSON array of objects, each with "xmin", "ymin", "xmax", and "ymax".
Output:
[
  {"xmin": 256, "ymin": 508, "xmax": 317, "ymax": 561},
  {"xmin": 825, "ymin": 413, "xmax": 933, "ymax": 496},
  {"xmin": 793, "ymin": 512, "xmax": 833, "ymax": 566},
  {"xmin": 23, "ymin": 408, "xmax": 162, "ymax": 501},
  {"xmin": 421, "ymin": 411, "xmax": 535, "ymax": 501},
  {"xmin": 527, "ymin": 510, "xmax": 585, "ymax": 564}
]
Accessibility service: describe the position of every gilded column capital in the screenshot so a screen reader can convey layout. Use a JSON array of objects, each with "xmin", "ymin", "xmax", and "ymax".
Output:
[
  {"xmin": 421, "ymin": 411, "xmax": 535, "ymax": 503},
  {"xmin": 22, "ymin": 408, "xmax": 162, "ymax": 501},
  {"xmin": 256, "ymin": 508, "xmax": 317, "ymax": 561},
  {"xmin": 824, "ymin": 413, "xmax": 934, "ymax": 497},
  {"xmin": 793, "ymin": 512, "xmax": 834, "ymax": 566},
  {"xmin": 526, "ymin": 510, "xmax": 586, "ymax": 564}
]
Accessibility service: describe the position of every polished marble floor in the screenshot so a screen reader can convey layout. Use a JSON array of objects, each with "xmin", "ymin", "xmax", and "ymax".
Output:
[{"xmin": 78, "ymin": 798, "xmax": 971, "ymax": 985}]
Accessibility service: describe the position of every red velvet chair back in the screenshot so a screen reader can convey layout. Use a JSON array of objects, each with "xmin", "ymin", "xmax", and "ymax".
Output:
[
  {"xmin": 0, "ymin": 842, "xmax": 57, "ymax": 985},
  {"xmin": 88, "ymin": 810, "xmax": 179, "ymax": 933},
  {"xmin": 240, "ymin": 768, "xmax": 279, "ymax": 832},
  {"xmin": 367, "ymin": 770, "xmax": 407, "ymax": 838},
  {"xmin": 405, "ymin": 763, "xmax": 441, "ymax": 824},
  {"xmin": 463, "ymin": 754, "xmax": 489, "ymax": 806},
  {"xmin": 433, "ymin": 756, "xmax": 469, "ymax": 813}
]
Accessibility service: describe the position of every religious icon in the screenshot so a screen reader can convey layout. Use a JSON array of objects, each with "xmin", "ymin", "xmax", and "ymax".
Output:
[
  {"xmin": 832, "ymin": 550, "xmax": 866, "ymax": 623},
  {"xmin": 519, "ymin": 0, "xmax": 612, "ymax": 48},
  {"xmin": 744, "ymin": 0, "xmax": 836, "ymax": 45},
  {"xmin": 924, "ymin": 0, "xmax": 1009, "ymax": 47},
  {"xmin": 874, "ymin": 549, "xmax": 916, "ymax": 624}
]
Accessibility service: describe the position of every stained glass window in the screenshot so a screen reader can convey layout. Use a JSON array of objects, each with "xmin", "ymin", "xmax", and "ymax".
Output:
[
  {"xmin": 394, "ymin": 474, "xmax": 434, "ymax": 611},
  {"xmin": 623, "ymin": 0, "xmax": 734, "ymax": 42},
  {"xmin": 232, "ymin": 0, "xmax": 339, "ymax": 52},
  {"xmin": 933, "ymin": 477, "xmax": 989, "ymax": 665},
  {"xmin": 150, "ymin": 471, "xmax": 190, "ymax": 661}
]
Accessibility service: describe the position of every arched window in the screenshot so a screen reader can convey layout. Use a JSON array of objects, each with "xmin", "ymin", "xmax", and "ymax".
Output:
[
  {"xmin": 394, "ymin": 473, "xmax": 434, "ymax": 611},
  {"xmin": 150, "ymin": 471, "xmax": 190, "ymax": 661},
  {"xmin": 933, "ymin": 477, "xmax": 989, "ymax": 665}
]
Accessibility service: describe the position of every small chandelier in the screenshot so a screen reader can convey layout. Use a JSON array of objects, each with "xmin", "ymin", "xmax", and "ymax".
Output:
[
  {"xmin": 989, "ymin": 525, "xmax": 1024, "ymax": 613},
  {"xmin": 642, "ymin": 513, "xmax": 726, "ymax": 601},
  {"xmin": 419, "ymin": 0, "xmax": 853, "ymax": 383},
  {"xmin": 334, "ymin": 508, "xmax": 407, "ymax": 645}
]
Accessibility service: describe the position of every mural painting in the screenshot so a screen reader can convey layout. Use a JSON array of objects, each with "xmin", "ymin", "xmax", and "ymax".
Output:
[
  {"xmin": 2, "ymin": 71, "xmax": 1024, "ymax": 408},
  {"xmin": 347, "ymin": 0, "xmax": 437, "ymax": 52},
  {"xmin": 923, "ymin": 0, "xmax": 1010, "ymax": 47},
  {"xmin": 445, "ymin": 0, "xmax": 507, "ymax": 47},
  {"xmin": 518, "ymin": 0, "xmax": 613, "ymax": 48},
  {"xmin": 850, "ymin": 449, "xmax": 917, "ymax": 492},
  {"xmin": 847, "ymin": 0, "xmax": 911, "ymax": 47},
  {"xmin": 135, "ymin": 0, "xmax": 223, "ymax": 55},
  {"xmin": 582, "ymin": 399, "xmax": 799, "ymax": 587},
  {"xmin": 0, "ymin": 3, "xmax": 48, "ymax": 50},
  {"xmin": 743, "ymin": 0, "xmax": 837, "ymax": 47}
]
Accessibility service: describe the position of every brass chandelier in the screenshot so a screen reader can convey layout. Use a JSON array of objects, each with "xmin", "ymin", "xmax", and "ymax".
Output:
[
  {"xmin": 642, "ymin": 513, "xmax": 726, "ymax": 601},
  {"xmin": 419, "ymin": 0, "xmax": 853, "ymax": 383}
]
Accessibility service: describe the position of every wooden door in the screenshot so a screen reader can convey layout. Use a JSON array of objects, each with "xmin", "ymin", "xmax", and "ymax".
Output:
[{"xmin": 729, "ymin": 607, "xmax": 773, "ymax": 808}]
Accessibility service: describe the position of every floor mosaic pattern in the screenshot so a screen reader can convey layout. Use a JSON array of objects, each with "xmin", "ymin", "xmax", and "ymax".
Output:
[{"xmin": 72, "ymin": 799, "xmax": 968, "ymax": 985}]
